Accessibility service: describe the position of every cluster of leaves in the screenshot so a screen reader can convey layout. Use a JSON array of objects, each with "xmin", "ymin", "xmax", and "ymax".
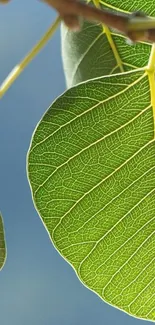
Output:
[
  {"xmin": 27, "ymin": 0, "xmax": 155, "ymax": 321},
  {"xmin": 1, "ymin": 0, "xmax": 155, "ymax": 321}
]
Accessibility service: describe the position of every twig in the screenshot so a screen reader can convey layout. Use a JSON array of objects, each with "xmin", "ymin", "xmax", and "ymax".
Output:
[
  {"xmin": 43, "ymin": 0, "xmax": 128, "ymax": 32},
  {"xmin": 42, "ymin": 0, "xmax": 155, "ymax": 42}
]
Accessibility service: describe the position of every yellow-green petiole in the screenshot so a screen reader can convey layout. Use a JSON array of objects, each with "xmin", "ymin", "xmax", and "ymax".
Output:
[{"xmin": 0, "ymin": 16, "xmax": 61, "ymax": 98}]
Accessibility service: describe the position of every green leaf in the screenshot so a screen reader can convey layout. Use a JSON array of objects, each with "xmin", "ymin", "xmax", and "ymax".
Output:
[
  {"xmin": 27, "ymin": 68, "xmax": 155, "ymax": 321},
  {"xmin": 0, "ymin": 213, "xmax": 6, "ymax": 270},
  {"xmin": 99, "ymin": 0, "xmax": 155, "ymax": 15},
  {"xmin": 61, "ymin": 1, "xmax": 152, "ymax": 87}
]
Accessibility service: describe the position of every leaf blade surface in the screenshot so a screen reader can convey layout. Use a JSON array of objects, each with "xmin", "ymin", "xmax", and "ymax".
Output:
[
  {"xmin": 0, "ymin": 213, "xmax": 6, "ymax": 270},
  {"xmin": 28, "ymin": 69, "xmax": 155, "ymax": 321}
]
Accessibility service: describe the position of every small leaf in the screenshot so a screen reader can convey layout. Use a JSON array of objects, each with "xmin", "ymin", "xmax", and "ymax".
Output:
[
  {"xmin": 0, "ymin": 213, "xmax": 6, "ymax": 270},
  {"xmin": 28, "ymin": 69, "xmax": 155, "ymax": 321}
]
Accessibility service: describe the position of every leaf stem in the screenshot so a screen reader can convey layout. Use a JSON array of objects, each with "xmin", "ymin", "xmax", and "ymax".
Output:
[
  {"xmin": 146, "ymin": 44, "xmax": 155, "ymax": 137},
  {"xmin": 147, "ymin": 44, "xmax": 155, "ymax": 71},
  {"xmin": 103, "ymin": 26, "xmax": 124, "ymax": 72},
  {"xmin": 0, "ymin": 16, "xmax": 61, "ymax": 98},
  {"xmin": 92, "ymin": 0, "xmax": 124, "ymax": 73}
]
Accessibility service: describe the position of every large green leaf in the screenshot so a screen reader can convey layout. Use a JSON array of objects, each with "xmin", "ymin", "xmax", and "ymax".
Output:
[
  {"xmin": 0, "ymin": 213, "xmax": 6, "ymax": 270},
  {"xmin": 27, "ymin": 68, "xmax": 155, "ymax": 321},
  {"xmin": 61, "ymin": 0, "xmax": 153, "ymax": 87}
]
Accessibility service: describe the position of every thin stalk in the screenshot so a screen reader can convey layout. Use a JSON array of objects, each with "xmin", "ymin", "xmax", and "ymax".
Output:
[
  {"xmin": 146, "ymin": 44, "xmax": 155, "ymax": 137},
  {"xmin": 92, "ymin": 0, "xmax": 124, "ymax": 72},
  {"xmin": 147, "ymin": 44, "xmax": 155, "ymax": 72},
  {"xmin": 0, "ymin": 16, "xmax": 61, "ymax": 98}
]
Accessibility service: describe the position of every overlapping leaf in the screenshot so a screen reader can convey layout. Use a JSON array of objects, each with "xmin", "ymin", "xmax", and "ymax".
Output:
[
  {"xmin": 0, "ymin": 213, "xmax": 6, "ymax": 270},
  {"xmin": 61, "ymin": 0, "xmax": 153, "ymax": 87},
  {"xmin": 28, "ymin": 69, "xmax": 155, "ymax": 321}
]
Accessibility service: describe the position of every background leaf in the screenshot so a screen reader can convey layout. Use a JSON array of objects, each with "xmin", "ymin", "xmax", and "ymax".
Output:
[
  {"xmin": 61, "ymin": 0, "xmax": 153, "ymax": 87},
  {"xmin": 0, "ymin": 213, "xmax": 6, "ymax": 270},
  {"xmin": 28, "ymin": 69, "xmax": 155, "ymax": 321}
]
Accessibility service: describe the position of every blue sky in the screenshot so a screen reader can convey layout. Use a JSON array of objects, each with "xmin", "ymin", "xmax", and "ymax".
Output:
[{"xmin": 0, "ymin": 1, "xmax": 151, "ymax": 324}]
